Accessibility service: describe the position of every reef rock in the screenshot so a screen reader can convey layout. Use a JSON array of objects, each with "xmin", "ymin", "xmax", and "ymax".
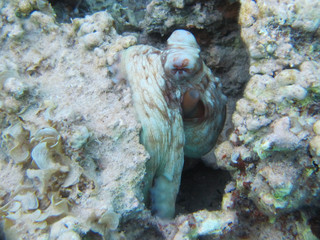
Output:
[
  {"xmin": 214, "ymin": 0, "xmax": 320, "ymax": 239},
  {"xmin": 0, "ymin": 1, "xmax": 147, "ymax": 239}
]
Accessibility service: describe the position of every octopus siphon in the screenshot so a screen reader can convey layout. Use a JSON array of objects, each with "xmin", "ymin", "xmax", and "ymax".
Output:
[{"xmin": 112, "ymin": 30, "xmax": 227, "ymax": 219}]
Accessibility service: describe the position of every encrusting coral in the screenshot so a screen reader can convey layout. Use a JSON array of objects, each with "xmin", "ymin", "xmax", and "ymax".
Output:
[
  {"xmin": 0, "ymin": 2, "xmax": 145, "ymax": 238},
  {"xmin": 212, "ymin": 0, "xmax": 320, "ymax": 238},
  {"xmin": 113, "ymin": 29, "xmax": 227, "ymax": 218}
]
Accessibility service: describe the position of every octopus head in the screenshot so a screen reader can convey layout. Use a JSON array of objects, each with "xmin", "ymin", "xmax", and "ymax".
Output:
[{"xmin": 162, "ymin": 30, "xmax": 203, "ymax": 82}]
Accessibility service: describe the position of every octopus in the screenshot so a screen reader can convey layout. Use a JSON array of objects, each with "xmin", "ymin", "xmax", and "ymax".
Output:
[{"xmin": 112, "ymin": 30, "xmax": 227, "ymax": 219}]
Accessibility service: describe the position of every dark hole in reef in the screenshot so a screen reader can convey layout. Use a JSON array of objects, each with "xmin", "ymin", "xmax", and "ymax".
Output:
[
  {"xmin": 0, "ymin": 223, "xmax": 5, "ymax": 240},
  {"xmin": 48, "ymin": 0, "xmax": 91, "ymax": 23},
  {"xmin": 118, "ymin": 219, "xmax": 164, "ymax": 240},
  {"xmin": 308, "ymin": 209, "xmax": 320, "ymax": 238},
  {"xmin": 82, "ymin": 230, "xmax": 103, "ymax": 240},
  {"xmin": 176, "ymin": 161, "xmax": 231, "ymax": 215}
]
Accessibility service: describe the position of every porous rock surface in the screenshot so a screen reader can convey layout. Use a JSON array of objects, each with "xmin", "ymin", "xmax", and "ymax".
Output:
[
  {"xmin": 214, "ymin": 0, "xmax": 320, "ymax": 239},
  {"xmin": 1, "ymin": 0, "xmax": 320, "ymax": 239},
  {"xmin": 0, "ymin": 1, "xmax": 147, "ymax": 239}
]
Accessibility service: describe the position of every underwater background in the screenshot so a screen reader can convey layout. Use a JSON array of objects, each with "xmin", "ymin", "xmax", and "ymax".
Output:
[{"xmin": 0, "ymin": 0, "xmax": 319, "ymax": 239}]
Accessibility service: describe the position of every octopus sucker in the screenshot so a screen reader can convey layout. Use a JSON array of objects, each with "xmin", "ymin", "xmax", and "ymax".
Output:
[{"xmin": 113, "ymin": 29, "xmax": 227, "ymax": 219}]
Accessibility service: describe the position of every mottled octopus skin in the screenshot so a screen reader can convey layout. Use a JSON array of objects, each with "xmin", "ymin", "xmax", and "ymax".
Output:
[{"xmin": 114, "ymin": 30, "xmax": 227, "ymax": 219}]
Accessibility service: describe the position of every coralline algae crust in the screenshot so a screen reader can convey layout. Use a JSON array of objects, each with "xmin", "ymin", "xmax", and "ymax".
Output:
[
  {"xmin": 213, "ymin": 1, "xmax": 320, "ymax": 238},
  {"xmin": 0, "ymin": 2, "xmax": 146, "ymax": 239}
]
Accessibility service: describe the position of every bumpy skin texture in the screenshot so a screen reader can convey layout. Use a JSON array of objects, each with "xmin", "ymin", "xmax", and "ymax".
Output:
[{"xmin": 114, "ymin": 30, "xmax": 227, "ymax": 218}]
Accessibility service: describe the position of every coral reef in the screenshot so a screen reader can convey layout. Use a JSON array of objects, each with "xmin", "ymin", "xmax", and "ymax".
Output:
[
  {"xmin": 213, "ymin": 0, "xmax": 320, "ymax": 238},
  {"xmin": 144, "ymin": 0, "xmax": 223, "ymax": 36},
  {"xmin": 1, "ymin": 0, "xmax": 319, "ymax": 239},
  {"xmin": 50, "ymin": 0, "xmax": 148, "ymax": 32},
  {"xmin": 113, "ymin": 29, "xmax": 227, "ymax": 219},
  {"xmin": 51, "ymin": 0, "xmax": 250, "ymax": 99},
  {"xmin": 0, "ymin": 1, "xmax": 147, "ymax": 238}
]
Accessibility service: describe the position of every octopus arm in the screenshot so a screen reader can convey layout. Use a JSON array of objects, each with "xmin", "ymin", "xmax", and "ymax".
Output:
[{"xmin": 119, "ymin": 45, "xmax": 185, "ymax": 218}]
